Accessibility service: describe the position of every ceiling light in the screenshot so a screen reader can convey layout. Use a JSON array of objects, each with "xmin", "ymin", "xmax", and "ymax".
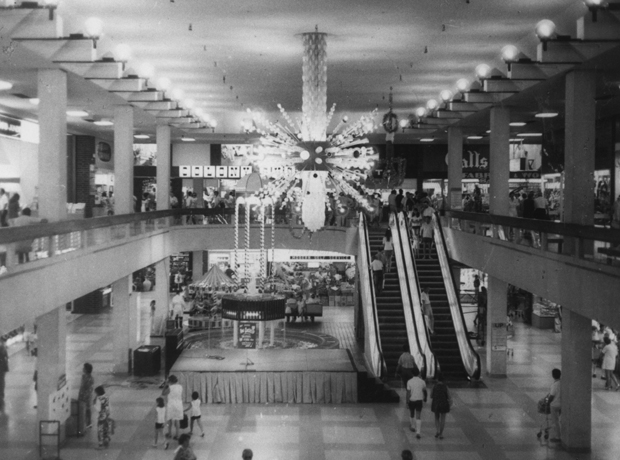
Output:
[
  {"xmin": 300, "ymin": 150, "xmax": 310, "ymax": 160},
  {"xmin": 399, "ymin": 119, "xmax": 408, "ymax": 128},
  {"xmin": 535, "ymin": 112, "xmax": 558, "ymax": 118},
  {"xmin": 535, "ymin": 20, "xmax": 556, "ymax": 50},
  {"xmin": 181, "ymin": 137, "xmax": 195, "ymax": 142},
  {"xmin": 0, "ymin": 81, "xmax": 13, "ymax": 91},
  {"xmin": 467, "ymin": 136, "xmax": 483, "ymax": 140},
  {"xmin": 139, "ymin": 63, "xmax": 155, "ymax": 79},
  {"xmin": 509, "ymin": 122, "xmax": 526, "ymax": 127},
  {"xmin": 509, "ymin": 138, "xmax": 523, "ymax": 142},
  {"xmin": 415, "ymin": 107, "xmax": 427, "ymax": 118},
  {"xmin": 93, "ymin": 120, "xmax": 114, "ymax": 126},
  {"xmin": 426, "ymin": 99, "xmax": 438, "ymax": 110},
  {"xmin": 114, "ymin": 44, "xmax": 132, "ymax": 61},
  {"xmin": 209, "ymin": 120, "xmax": 217, "ymax": 128},
  {"xmin": 440, "ymin": 90, "xmax": 453, "ymax": 102},
  {"xmin": 29, "ymin": 98, "xmax": 40, "ymax": 105},
  {"xmin": 67, "ymin": 110, "xmax": 89, "ymax": 117},
  {"xmin": 486, "ymin": 130, "xmax": 491, "ymax": 134},
  {"xmin": 134, "ymin": 134, "xmax": 150, "ymax": 139},
  {"xmin": 171, "ymin": 88, "xmax": 184, "ymax": 101},
  {"xmin": 501, "ymin": 45, "xmax": 519, "ymax": 62},
  {"xmin": 456, "ymin": 78, "xmax": 470, "ymax": 92},
  {"xmin": 517, "ymin": 132, "xmax": 543, "ymax": 137},
  {"xmin": 43, "ymin": 0, "xmax": 60, "ymax": 5},
  {"xmin": 183, "ymin": 98, "xmax": 194, "ymax": 109},
  {"xmin": 420, "ymin": 138, "xmax": 434, "ymax": 142},
  {"xmin": 475, "ymin": 63, "xmax": 491, "ymax": 79},
  {"xmin": 194, "ymin": 107, "xmax": 204, "ymax": 116},
  {"xmin": 84, "ymin": 17, "xmax": 104, "ymax": 38}
]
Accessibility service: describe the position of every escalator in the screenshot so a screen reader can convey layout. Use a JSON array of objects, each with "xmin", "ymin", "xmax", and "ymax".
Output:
[
  {"xmin": 412, "ymin": 213, "xmax": 480, "ymax": 380},
  {"xmin": 367, "ymin": 226, "xmax": 408, "ymax": 376}
]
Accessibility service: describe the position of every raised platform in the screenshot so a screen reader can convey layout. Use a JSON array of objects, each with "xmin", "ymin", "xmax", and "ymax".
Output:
[{"xmin": 171, "ymin": 348, "xmax": 357, "ymax": 404}]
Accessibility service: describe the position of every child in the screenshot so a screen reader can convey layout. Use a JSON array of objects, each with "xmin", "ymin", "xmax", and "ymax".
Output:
[
  {"xmin": 188, "ymin": 391, "xmax": 205, "ymax": 437},
  {"xmin": 153, "ymin": 397, "xmax": 168, "ymax": 449}
]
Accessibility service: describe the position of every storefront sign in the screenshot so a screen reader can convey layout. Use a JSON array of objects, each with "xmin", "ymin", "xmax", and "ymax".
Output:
[
  {"xmin": 179, "ymin": 165, "xmax": 253, "ymax": 178},
  {"xmin": 462, "ymin": 149, "xmax": 489, "ymax": 171},
  {"xmin": 0, "ymin": 115, "xmax": 21, "ymax": 138},
  {"xmin": 509, "ymin": 171, "xmax": 541, "ymax": 179},
  {"xmin": 238, "ymin": 321, "xmax": 257, "ymax": 349}
]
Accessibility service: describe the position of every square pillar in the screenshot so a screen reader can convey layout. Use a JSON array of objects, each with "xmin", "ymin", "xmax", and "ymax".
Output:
[
  {"xmin": 193, "ymin": 178, "xmax": 205, "ymax": 208},
  {"xmin": 486, "ymin": 276, "xmax": 507, "ymax": 377},
  {"xmin": 489, "ymin": 106, "xmax": 510, "ymax": 216},
  {"xmin": 112, "ymin": 275, "xmax": 138, "ymax": 374},
  {"xmin": 37, "ymin": 70, "xmax": 67, "ymax": 221},
  {"xmin": 36, "ymin": 307, "xmax": 67, "ymax": 426},
  {"xmin": 156, "ymin": 124, "xmax": 171, "ymax": 210},
  {"xmin": 114, "ymin": 106, "xmax": 135, "ymax": 215},
  {"xmin": 153, "ymin": 258, "xmax": 170, "ymax": 335},
  {"xmin": 560, "ymin": 309, "xmax": 592, "ymax": 452},
  {"xmin": 447, "ymin": 127, "xmax": 463, "ymax": 210}
]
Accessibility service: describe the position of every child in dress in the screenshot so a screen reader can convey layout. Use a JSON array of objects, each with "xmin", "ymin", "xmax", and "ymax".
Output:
[
  {"xmin": 153, "ymin": 397, "xmax": 168, "ymax": 449},
  {"xmin": 188, "ymin": 391, "xmax": 205, "ymax": 437}
]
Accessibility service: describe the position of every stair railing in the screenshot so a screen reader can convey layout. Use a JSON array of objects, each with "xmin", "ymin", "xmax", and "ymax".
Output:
[
  {"xmin": 358, "ymin": 214, "xmax": 388, "ymax": 378},
  {"xmin": 431, "ymin": 212, "xmax": 481, "ymax": 380},
  {"xmin": 394, "ymin": 211, "xmax": 436, "ymax": 378}
]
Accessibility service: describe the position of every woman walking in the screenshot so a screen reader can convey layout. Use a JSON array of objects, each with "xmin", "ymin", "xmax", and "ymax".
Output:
[
  {"xmin": 430, "ymin": 372, "xmax": 451, "ymax": 439},
  {"xmin": 164, "ymin": 375, "xmax": 184, "ymax": 439},
  {"xmin": 93, "ymin": 386, "xmax": 111, "ymax": 449},
  {"xmin": 601, "ymin": 336, "xmax": 620, "ymax": 390}
]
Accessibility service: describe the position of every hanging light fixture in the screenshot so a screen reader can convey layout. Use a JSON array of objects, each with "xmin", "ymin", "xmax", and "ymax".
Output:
[{"xmin": 535, "ymin": 19, "xmax": 556, "ymax": 51}]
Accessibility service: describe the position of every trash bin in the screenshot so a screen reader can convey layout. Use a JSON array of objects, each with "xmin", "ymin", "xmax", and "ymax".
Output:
[{"xmin": 133, "ymin": 345, "xmax": 161, "ymax": 376}]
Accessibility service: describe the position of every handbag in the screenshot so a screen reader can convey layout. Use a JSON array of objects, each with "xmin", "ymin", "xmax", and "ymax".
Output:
[
  {"xmin": 537, "ymin": 397, "xmax": 550, "ymax": 414},
  {"xmin": 180, "ymin": 413, "xmax": 189, "ymax": 430}
]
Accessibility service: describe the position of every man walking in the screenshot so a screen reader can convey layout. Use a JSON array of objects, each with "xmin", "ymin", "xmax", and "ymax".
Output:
[{"xmin": 371, "ymin": 252, "xmax": 384, "ymax": 295}]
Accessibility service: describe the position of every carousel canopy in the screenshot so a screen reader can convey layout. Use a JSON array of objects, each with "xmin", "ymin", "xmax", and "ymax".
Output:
[{"xmin": 195, "ymin": 265, "xmax": 234, "ymax": 288}]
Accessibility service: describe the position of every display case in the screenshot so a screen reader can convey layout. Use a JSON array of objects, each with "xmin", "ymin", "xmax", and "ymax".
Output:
[{"xmin": 532, "ymin": 297, "xmax": 560, "ymax": 330}]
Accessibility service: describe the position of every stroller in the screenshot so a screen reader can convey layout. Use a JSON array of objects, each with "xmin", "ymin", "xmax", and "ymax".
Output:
[{"xmin": 536, "ymin": 396, "xmax": 551, "ymax": 440}]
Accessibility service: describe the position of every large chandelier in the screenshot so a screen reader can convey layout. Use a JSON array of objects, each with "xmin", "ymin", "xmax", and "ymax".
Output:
[{"xmin": 245, "ymin": 29, "xmax": 379, "ymax": 232}]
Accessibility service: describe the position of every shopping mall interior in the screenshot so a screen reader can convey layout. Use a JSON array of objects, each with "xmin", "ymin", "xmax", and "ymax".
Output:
[{"xmin": 1, "ymin": 0, "xmax": 620, "ymax": 459}]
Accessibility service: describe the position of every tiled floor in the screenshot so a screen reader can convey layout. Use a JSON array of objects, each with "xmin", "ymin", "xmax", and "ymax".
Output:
[{"xmin": 1, "ymin": 301, "xmax": 619, "ymax": 460}]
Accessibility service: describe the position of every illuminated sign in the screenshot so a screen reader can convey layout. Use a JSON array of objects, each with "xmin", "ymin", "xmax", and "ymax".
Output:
[{"xmin": 179, "ymin": 165, "xmax": 298, "ymax": 179}]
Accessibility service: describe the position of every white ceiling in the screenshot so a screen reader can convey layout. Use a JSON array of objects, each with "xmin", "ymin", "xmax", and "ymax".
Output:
[{"xmin": 0, "ymin": 0, "xmax": 615, "ymax": 141}]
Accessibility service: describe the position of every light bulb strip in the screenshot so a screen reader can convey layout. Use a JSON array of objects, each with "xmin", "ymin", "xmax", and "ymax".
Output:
[{"xmin": 244, "ymin": 202, "xmax": 250, "ymax": 283}]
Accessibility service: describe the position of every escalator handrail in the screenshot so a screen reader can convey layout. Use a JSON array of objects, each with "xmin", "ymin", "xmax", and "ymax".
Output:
[
  {"xmin": 396, "ymin": 212, "xmax": 437, "ymax": 378},
  {"xmin": 358, "ymin": 214, "xmax": 388, "ymax": 378},
  {"xmin": 389, "ymin": 213, "xmax": 429, "ymax": 378},
  {"xmin": 432, "ymin": 212, "xmax": 482, "ymax": 380}
]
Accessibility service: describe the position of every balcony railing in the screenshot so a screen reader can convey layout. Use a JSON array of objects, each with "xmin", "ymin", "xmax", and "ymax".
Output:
[{"xmin": 445, "ymin": 210, "xmax": 620, "ymax": 267}]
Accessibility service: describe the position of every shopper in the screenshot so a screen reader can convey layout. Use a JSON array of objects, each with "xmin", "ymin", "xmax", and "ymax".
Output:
[
  {"xmin": 94, "ymin": 385, "xmax": 112, "ymax": 449},
  {"xmin": 187, "ymin": 391, "xmax": 205, "ymax": 437},
  {"xmin": 601, "ymin": 336, "xmax": 619, "ymax": 391},
  {"xmin": 388, "ymin": 190, "xmax": 398, "ymax": 214},
  {"xmin": 170, "ymin": 291, "xmax": 186, "ymax": 329},
  {"xmin": 371, "ymin": 252, "xmax": 384, "ymax": 295},
  {"xmin": 7, "ymin": 193, "xmax": 20, "ymax": 225},
  {"xmin": 401, "ymin": 450, "xmax": 413, "ymax": 460},
  {"xmin": 0, "ymin": 188, "xmax": 8, "ymax": 227},
  {"xmin": 419, "ymin": 216, "xmax": 434, "ymax": 259},
  {"xmin": 0, "ymin": 336, "xmax": 8, "ymax": 411},
  {"xmin": 153, "ymin": 397, "xmax": 168, "ymax": 449},
  {"xmin": 383, "ymin": 228, "xmax": 393, "ymax": 273},
  {"xmin": 533, "ymin": 190, "xmax": 548, "ymax": 220},
  {"xmin": 421, "ymin": 288, "xmax": 434, "ymax": 335},
  {"xmin": 173, "ymin": 433, "xmax": 197, "ymax": 460},
  {"xmin": 78, "ymin": 363, "xmax": 95, "ymax": 429},
  {"xmin": 406, "ymin": 367, "xmax": 427, "ymax": 439},
  {"xmin": 547, "ymin": 368, "xmax": 561, "ymax": 442},
  {"xmin": 396, "ymin": 342, "xmax": 418, "ymax": 389},
  {"xmin": 431, "ymin": 372, "xmax": 451, "ymax": 439},
  {"xmin": 164, "ymin": 375, "xmax": 184, "ymax": 440},
  {"xmin": 242, "ymin": 448, "xmax": 254, "ymax": 460},
  {"xmin": 395, "ymin": 189, "xmax": 404, "ymax": 212}
]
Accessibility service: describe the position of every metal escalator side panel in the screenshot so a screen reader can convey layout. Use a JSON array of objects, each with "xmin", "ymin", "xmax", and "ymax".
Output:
[
  {"xmin": 357, "ymin": 214, "xmax": 387, "ymax": 378},
  {"xmin": 431, "ymin": 213, "xmax": 481, "ymax": 380},
  {"xmin": 395, "ymin": 212, "xmax": 436, "ymax": 379}
]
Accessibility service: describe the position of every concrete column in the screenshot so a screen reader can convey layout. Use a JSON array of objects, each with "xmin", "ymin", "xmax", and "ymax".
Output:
[
  {"xmin": 114, "ymin": 106, "xmax": 135, "ymax": 215},
  {"xmin": 447, "ymin": 127, "xmax": 463, "ymax": 210},
  {"xmin": 37, "ymin": 70, "xmax": 67, "ymax": 221},
  {"xmin": 193, "ymin": 178, "xmax": 204, "ymax": 208},
  {"xmin": 560, "ymin": 308, "xmax": 592, "ymax": 452},
  {"xmin": 564, "ymin": 70, "xmax": 595, "ymax": 255},
  {"xmin": 192, "ymin": 251, "xmax": 204, "ymax": 283},
  {"xmin": 36, "ymin": 307, "xmax": 67, "ymax": 425},
  {"xmin": 156, "ymin": 124, "xmax": 171, "ymax": 210},
  {"xmin": 489, "ymin": 107, "xmax": 510, "ymax": 216},
  {"xmin": 485, "ymin": 276, "xmax": 507, "ymax": 377},
  {"xmin": 154, "ymin": 258, "xmax": 170, "ymax": 334},
  {"xmin": 112, "ymin": 275, "xmax": 138, "ymax": 374}
]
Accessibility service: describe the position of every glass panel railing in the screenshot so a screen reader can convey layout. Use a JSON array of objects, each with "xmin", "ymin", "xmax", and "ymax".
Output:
[
  {"xmin": 446, "ymin": 210, "xmax": 620, "ymax": 268},
  {"xmin": 390, "ymin": 212, "xmax": 435, "ymax": 378},
  {"xmin": 358, "ymin": 214, "xmax": 387, "ymax": 378},
  {"xmin": 432, "ymin": 213, "xmax": 481, "ymax": 380}
]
